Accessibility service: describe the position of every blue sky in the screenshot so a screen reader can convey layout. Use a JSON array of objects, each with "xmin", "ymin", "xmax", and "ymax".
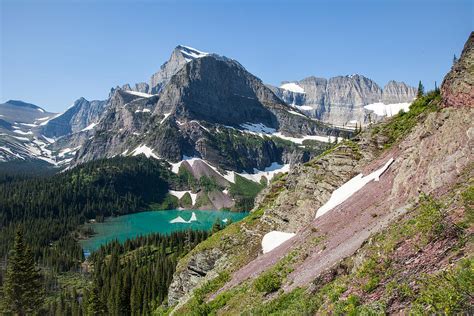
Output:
[{"xmin": 1, "ymin": 0, "xmax": 472, "ymax": 112}]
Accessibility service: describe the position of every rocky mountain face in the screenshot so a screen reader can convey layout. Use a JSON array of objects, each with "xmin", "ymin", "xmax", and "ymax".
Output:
[
  {"xmin": 73, "ymin": 50, "xmax": 344, "ymax": 174},
  {"xmin": 41, "ymin": 97, "xmax": 107, "ymax": 138},
  {"xmin": 441, "ymin": 31, "xmax": 474, "ymax": 108},
  {"xmin": 270, "ymin": 75, "xmax": 417, "ymax": 126},
  {"xmin": 165, "ymin": 34, "xmax": 473, "ymax": 314}
]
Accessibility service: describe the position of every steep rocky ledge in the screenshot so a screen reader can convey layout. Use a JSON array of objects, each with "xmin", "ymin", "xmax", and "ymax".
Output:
[{"xmin": 441, "ymin": 32, "xmax": 474, "ymax": 108}]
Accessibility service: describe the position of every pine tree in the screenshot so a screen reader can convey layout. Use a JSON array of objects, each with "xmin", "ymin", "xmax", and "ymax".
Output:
[
  {"xmin": 2, "ymin": 229, "xmax": 44, "ymax": 315},
  {"xmin": 417, "ymin": 80, "xmax": 424, "ymax": 98},
  {"xmin": 211, "ymin": 218, "xmax": 222, "ymax": 234},
  {"xmin": 453, "ymin": 54, "xmax": 458, "ymax": 64},
  {"xmin": 87, "ymin": 281, "xmax": 107, "ymax": 315}
]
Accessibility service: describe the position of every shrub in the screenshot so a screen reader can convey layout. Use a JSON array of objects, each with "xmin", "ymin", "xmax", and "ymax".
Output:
[{"xmin": 254, "ymin": 270, "xmax": 282, "ymax": 294}]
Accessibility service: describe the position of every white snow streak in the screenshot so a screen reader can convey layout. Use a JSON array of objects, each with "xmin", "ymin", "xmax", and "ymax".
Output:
[
  {"xmin": 315, "ymin": 158, "xmax": 395, "ymax": 218},
  {"xmin": 81, "ymin": 122, "xmax": 97, "ymax": 132},
  {"xmin": 160, "ymin": 113, "xmax": 171, "ymax": 124},
  {"xmin": 124, "ymin": 90, "xmax": 155, "ymax": 98}
]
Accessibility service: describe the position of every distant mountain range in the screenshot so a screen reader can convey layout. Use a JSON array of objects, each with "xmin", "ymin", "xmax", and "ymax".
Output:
[
  {"xmin": 0, "ymin": 45, "xmax": 415, "ymax": 177},
  {"xmin": 269, "ymin": 75, "xmax": 416, "ymax": 127}
]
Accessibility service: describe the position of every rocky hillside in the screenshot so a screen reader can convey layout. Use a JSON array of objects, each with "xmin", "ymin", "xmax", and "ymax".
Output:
[
  {"xmin": 441, "ymin": 32, "xmax": 474, "ymax": 108},
  {"xmin": 162, "ymin": 33, "xmax": 473, "ymax": 314},
  {"xmin": 270, "ymin": 75, "xmax": 416, "ymax": 127}
]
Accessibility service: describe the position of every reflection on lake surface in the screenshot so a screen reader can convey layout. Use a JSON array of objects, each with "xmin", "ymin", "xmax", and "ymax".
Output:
[{"xmin": 80, "ymin": 210, "xmax": 248, "ymax": 254}]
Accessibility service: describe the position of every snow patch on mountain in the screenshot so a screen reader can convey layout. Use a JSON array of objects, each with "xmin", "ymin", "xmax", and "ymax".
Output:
[
  {"xmin": 131, "ymin": 144, "xmax": 160, "ymax": 159},
  {"xmin": 81, "ymin": 122, "xmax": 97, "ymax": 132},
  {"xmin": 135, "ymin": 108, "xmax": 151, "ymax": 113},
  {"xmin": 364, "ymin": 102, "xmax": 411, "ymax": 117},
  {"xmin": 315, "ymin": 158, "xmax": 394, "ymax": 218},
  {"xmin": 235, "ymin": 123, "xmax": 340, "ymax": 144},
  {"xmin": 178, "ymin": 45, "xmax": 209, "ymax": 62},
  {"xmin": 280, "ymin": 82, "xmax": 305, "ymax": 94},
  {"xmin": 169, "ymin": 190, "xmax": 198, "ymax": 206},
  {"xmin": 123, "ymin": 90, "xmax": 155, "ymax": 98},
  {"xmin": 262, "ymin": 231, "xmax": 296, "ymax": 253},
  {"xmin": 238, "ymin": 162, "xmax": 290, "ymax": 183}
]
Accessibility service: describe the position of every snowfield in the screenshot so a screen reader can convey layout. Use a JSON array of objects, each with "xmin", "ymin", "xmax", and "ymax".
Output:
[
  {"xmin": 131, "ymin": 144, "xmax": 160, "ymax": 159},
  {"xmin": 315, "ymin": 158, "xmax": 395, "ymax": 218},
  {"xmin": 237, "ymin": 122, "xmax": 339, "ymax": 144},
  {"xmin": 364, "ymin": 102, "xmax": 411, "ymax": 117},
  {"xmin": 280, "ymin": 82, "xmax": 305, "ymax": 94},
  {"xmin": 262, "ymin": 231, "xmax": 296, "ymax": 253},
  {"xmin": 238, "ymin": 162, "xmax": 290, "ymax": 183}
]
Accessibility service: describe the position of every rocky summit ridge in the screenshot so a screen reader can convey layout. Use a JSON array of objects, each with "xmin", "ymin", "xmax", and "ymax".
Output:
[{"xmin": 270, "ymin": 74, "xmax": 417, "ymax": 126}]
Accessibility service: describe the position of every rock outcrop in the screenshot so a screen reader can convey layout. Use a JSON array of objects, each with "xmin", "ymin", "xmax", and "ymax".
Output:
[{"xmin": 441, "ymin": 31, "xmax": 474, "ymax": 108}]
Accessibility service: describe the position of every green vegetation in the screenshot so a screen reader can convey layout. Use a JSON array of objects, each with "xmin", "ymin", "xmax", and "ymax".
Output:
[
  {"xmin": 412, "ymin": 258, "xmax": 473, "ymax": 314},
  {"xmin": 0, "ymin": 156, "xmax": 174, "ymax": 273},
  {"xmin": 230, "ymin": 174, "xmax": 265, "ymax": 211},
  {"xmin": 1, "ymin": 230, "xmax": 45, "ymax": 314},
  {"xmin": 371, "ymin": 90, "xmax": 441, "ymax": 148},
  {"xmin": 82, "ymin": 230, "xmax": 210, "ymax": 315},
  {"xmin": 254, "ymin": 270, "xmax": 282, "ymax": 294}
]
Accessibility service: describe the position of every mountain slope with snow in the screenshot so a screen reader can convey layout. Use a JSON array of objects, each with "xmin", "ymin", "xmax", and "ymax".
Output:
[{"xmin": 270, "ymin": 75, "xmax": 416, "ymax": 127}]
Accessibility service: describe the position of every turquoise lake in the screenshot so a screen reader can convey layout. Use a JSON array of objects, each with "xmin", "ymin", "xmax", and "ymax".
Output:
[{"xmin": 80, "ymin": 210, "xmax": 248, "ymax": 254}]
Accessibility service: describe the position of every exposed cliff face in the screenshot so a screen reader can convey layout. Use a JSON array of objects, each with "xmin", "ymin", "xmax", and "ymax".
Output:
[
  {"xmin": 41, "ymin": 97, "xmax": 107, "ymax": 138},
  {"xmin": 150, "ymin": 45, "xmax": 209, "ymax": 94},
  {"xmin": 272, "ymin": 75, "xmax": 416, "ymax": 126},
  {"xmin": 154, "ymin": 55, "xmax": 282, "ymax": 128},
  {"xmin": 441, "ymin": 31, "xmax": 474, "ymax": 108},
  {"xmin": 382, "ymin": 80, "xmax": 417, "ymax": 104}
]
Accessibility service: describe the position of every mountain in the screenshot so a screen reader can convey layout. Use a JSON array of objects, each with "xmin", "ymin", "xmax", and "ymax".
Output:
[
  {"xmin": 0, "ymin": 100, "xmax": 57, "ymax": 163},
  {"xmin": 164, "ymin": 33, "xmax": 473, "ymax": 314},
  {"xmin": 73, "ymin": 47, "xmax": 346, "ymax": 177},
  {"xmin": 40, "ymin": 97, "xmax": 107, "ymax": 138},
  {"xmin": 0, "ymin": 46, "xmax": 350, "ymax": 210},
  {"xmin": 270, "ymin": 75, "xmax": 417, "ymax": 126}
]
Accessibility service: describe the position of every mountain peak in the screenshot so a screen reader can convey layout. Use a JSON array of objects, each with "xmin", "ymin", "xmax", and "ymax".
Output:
[
  {"xmin": 174, "ymin": 45, "xmax": 209, "ymax": 62},
  {"xmin": 6, "ymin": 99, "xmax": 43, "ymax": 110}
]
